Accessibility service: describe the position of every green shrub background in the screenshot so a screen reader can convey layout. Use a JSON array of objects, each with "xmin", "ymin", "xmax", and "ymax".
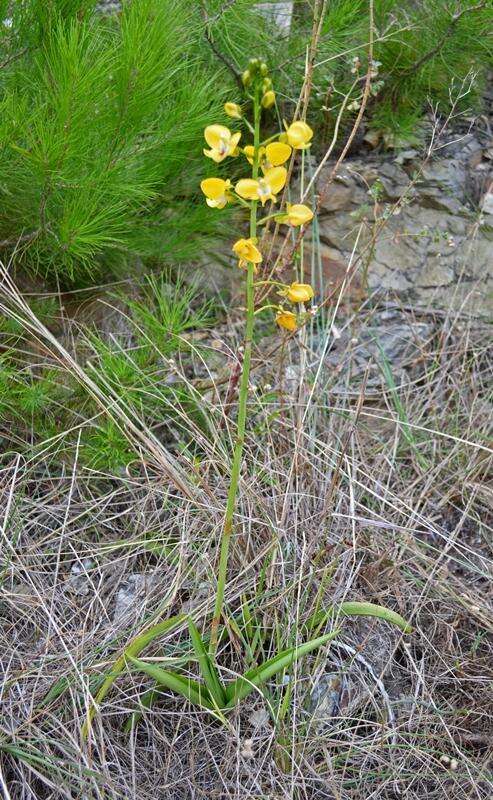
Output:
[{"xmin": 0, "ymin": 0, "xmax": 226, "ymax": 284}]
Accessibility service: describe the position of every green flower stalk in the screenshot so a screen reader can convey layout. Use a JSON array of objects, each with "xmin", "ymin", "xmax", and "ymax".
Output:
[
  {"xmin": 199, "ymin": 62, "xmax": 316, "ymax": 655},
  {"xmin": 209, "ymin": 91, "xmax": 261, "ymax": 655}
]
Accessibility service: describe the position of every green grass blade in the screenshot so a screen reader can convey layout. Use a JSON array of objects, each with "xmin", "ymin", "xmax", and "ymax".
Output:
[
  {"xmin": 310, "ymin": 601, "xmax": 412, "ymax": 633},
  {"xmin": 188, "ymin": 618, "xmax": 226, "ymax": 708},
  {"xmin": 128, "ymin": 657, "xmax": 214, "ymax": 711},
  {"xmin": 82, "ymin": 612, "xmax": 185, "ymax": 737},
  {"xmin": 224, "ymin": 629, "xmax": 339, "ymax": 707}
]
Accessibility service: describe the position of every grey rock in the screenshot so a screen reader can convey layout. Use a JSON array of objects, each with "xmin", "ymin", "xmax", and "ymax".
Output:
[
  {"xmin": 112, "ymin": 572, "xmax": 157, "ymax": 621},
  {"xmin": 415, "ymin": 259, "xmax": 455, "ymax": 287},
  {"xmin": 368, "ymin": 256, "xmax": 414, "ymax": 292},
  {"xmin": 256, "ymin": 2, "xmax": 293, "ymax": 33},
  {"xmin": 417, "ymin": 159, "xmax": 467, "ymax": 201},
  {"xmin": 323, "ymin": 309, "xmax": 432, "ymax": 390},
  {"xmin": 318, "ymin": 212, "xmax": 362, "ymax": 251},
  {"xmin": 447, "ymin": 216, "xmax": 469, "ymax": 236},
  {"xmin": 418, "ymin": 189, "xmax": 468, "ymax": 215},
  {"xmin": 453, "ymin": 237, "xmax": 493, "ymax": 278},
  {"xmin": 309, "ymin": 673, "xmax": 350, "ymax": 724},
  {"xmin": 394, "ymin": 149, "xmax": 420, "ymax": 164},
  {"xmin": 310, "ymin": 136, "xmax": 493, "ymax": 309},
  {"xmin": 319, "ymin": 179, "xmax": 355, "ymax": 212},
  {"xmin": 440, "ymin": 134, "xmax": 483, "ymax": 163},
  {"xmin": 96, "ymin": 1, "xmax": 121, "ymax": 12},
  {"xmin": 481, "ymin": 187, "xmax": 493, "ymax": 215},
  {"xmin": 377, "ymin": 162, "xmax": 412, "ymax": 201},
  {"xmin": 66, "ymin": 558, "xmax": 95, "ymax": 596}
]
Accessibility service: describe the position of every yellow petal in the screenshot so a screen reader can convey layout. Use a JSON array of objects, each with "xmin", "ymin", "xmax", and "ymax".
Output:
[
  {"xmin": 203, "ymin": 147, "xmax": 225, "ymax": 163},
  {"xmin": 276, "ymin": 310, "xmax": 298, "ymax": 331},
  {"xmin": 243, "ymin": 145, "xmax": 265, "ymax": 165},
  {"xmin": 265, "ymin": 142, "xmax": 292, "ymax": 166},
  {"xmin": 229, "ymin": 131, "xmax": 242, "ymax": 153},
  {"xmin": 286, "ymin": 282, "xmax": 314, "ymax": 303},
  {"xmin": 264, "ymin": 166, "xmax": 287, "ymax": 195},
  {"xmin": 243, "ymin": 145, "xmax": 255, "ymax": 164},
  {"xmin": 235, "ymin": 179, "xmax": 260, "ymax": 201},
  {"xmin": 206, "ymin": 197, "xmax": 226, "ymax": 208},
  {"xmin": 200, "ymin": 177, "xmax": 227, "ymax": 200},
  {"xmin": 204, "ymin": 124, "xmax": 231, "ymax": 149},
  {"xmin": 285, "ymin": 203, "xmax": 314, "ymax": 226}
]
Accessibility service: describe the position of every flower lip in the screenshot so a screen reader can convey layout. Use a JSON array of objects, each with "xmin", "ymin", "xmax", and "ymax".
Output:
[
  {"xmin": 232, "ymin": 237, "xmax": 263, "ymax": 267},
  {"xmin": 286, "ymin": 203, "xmax": 314, "ymax": 226},
  {"xmin": 257, "ymin": 180, "xmax": 271, "ymax": 198},
  {"xmin": 235, "ymin": 166, "xmax": 287, "ymax": 206}
]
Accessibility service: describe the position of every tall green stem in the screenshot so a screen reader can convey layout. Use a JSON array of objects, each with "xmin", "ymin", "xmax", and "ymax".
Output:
[{"xmin": 210, "ymin": 94, "xmax": 261, "ymax": 655}]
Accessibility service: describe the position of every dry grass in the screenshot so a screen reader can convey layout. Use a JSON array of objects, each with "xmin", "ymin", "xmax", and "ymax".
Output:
[{"xmin": 1, "ymin": 274, "xmax": 492, "ymax": 799}]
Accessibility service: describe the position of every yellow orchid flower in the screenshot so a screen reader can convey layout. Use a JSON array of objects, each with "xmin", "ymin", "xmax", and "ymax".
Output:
[
  {"xmin": 283, "ymin": 120, "xmax": 313, "ymax": 149},
  {"xmin": 243, "ymin": 142, "xmax": 291, "ymax": 171},
  {"xmin": 235, "ymin": 166, "xmax": 287, "ymax": 206},
  {"xmin": 232, "ymin": 237, "xmax": 263, "ymax": 270},
  {"xmin": 282, "ymin": 203, "xmax": 314, "ymax": 226},
  {"xmin": 200, "ymin": 177, "xmax": 232, "ymax": 209},
  {"xmin": 284, "ymin": 282, "xmax": 314, "ymax": 303},
  {"xmin": 261, "ymin": 90, "xmax": 275, "ymax": 109},
  {"xmin": 203, "ymin": 124, "xmax": 242, "ymax": 163},
  {"xmin": 224, "ymin": 102, "xmax": 242, "ymax": 119},
  {"xmin": 276, "ymin": 309, "xmax": 298, "ymax": 331}
]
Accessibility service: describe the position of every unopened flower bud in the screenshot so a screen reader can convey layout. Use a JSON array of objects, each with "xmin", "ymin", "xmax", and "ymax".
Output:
[
  {"xmin": 224, "ymin": 102, "xmax": 242, "ymax": 119},
  {"xmin": 260, "ymin": 62, "xmax": 268, "ymax": 76},
  {"xmin": 242, "ymin": 69, "xmax": 252, "ymax": 87},
  {"xmin": 262, "ymin": 77, "xmax": 272, "ymax": 92},
  {"xmin": 261, "ymin": 90, "xmax": 275, "ymax": 109}
]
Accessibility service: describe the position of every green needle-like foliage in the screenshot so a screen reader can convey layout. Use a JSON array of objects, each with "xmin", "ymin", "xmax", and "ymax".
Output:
[
  {"xmin": 201, "ymin": 0, "xmax": 492, "ymax": 146},
  {"xmin": 0, "ymin": 0, "xmax": 225, "ymax": 284}
]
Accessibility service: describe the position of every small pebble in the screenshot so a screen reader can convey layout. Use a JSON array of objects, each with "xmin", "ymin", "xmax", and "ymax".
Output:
[{"xmin": 241, "ymin": 738, "xmax": 255, "ymax": 759}]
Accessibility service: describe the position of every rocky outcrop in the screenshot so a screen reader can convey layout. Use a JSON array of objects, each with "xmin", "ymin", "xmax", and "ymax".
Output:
[{"xmin": 311, "ymin": 133, "xmax": 493, "ymax": 312}]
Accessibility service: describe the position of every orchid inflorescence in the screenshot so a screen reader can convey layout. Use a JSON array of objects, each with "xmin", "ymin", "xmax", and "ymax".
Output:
[
  {"xmin": 200, "ymin": 58, "xmax": 315, "ymax": 333},
  {"xmin": 79, "ymin": 62, "xmax": 412, "ymax": 734}
]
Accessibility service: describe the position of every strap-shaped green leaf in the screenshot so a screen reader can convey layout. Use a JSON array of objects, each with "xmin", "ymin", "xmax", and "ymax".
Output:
[
  {"xmin": 128, "ymin": 656, "xmax": 214, "ymax": 711},
  {"xmin": 310, "ymin": 601, "xmax": 412, "ymax": 633},
  {"xmin": 224, "ymin": 629, "xmax": 339, "ymax": 707},
  {"xmin": 188, "ymin": 619, "xmax": 226, "ymax": 708}
]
